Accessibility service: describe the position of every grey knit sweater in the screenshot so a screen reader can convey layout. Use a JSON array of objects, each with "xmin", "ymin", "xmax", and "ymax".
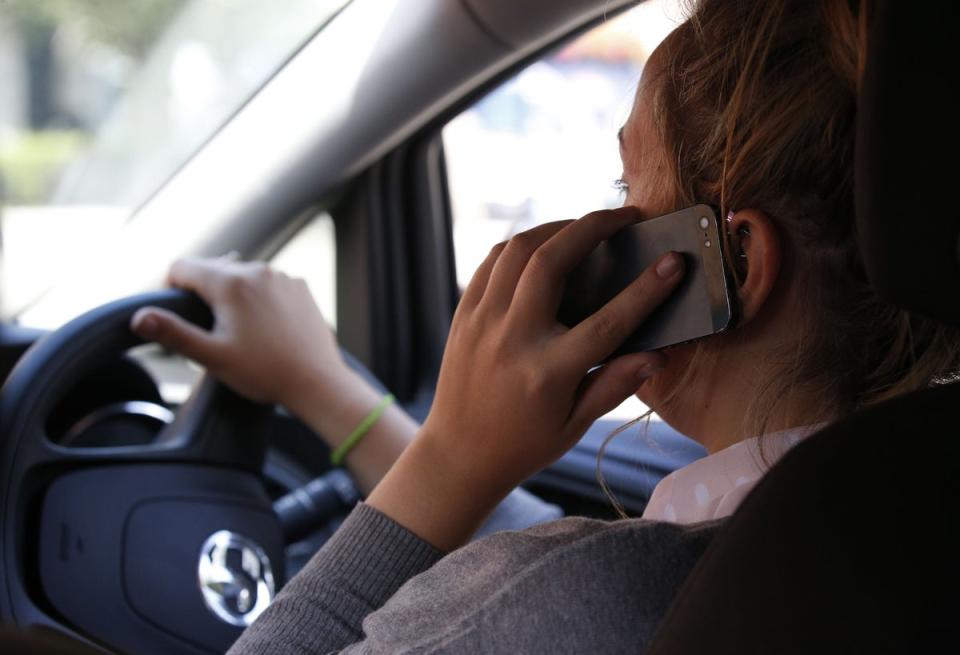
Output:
[{"xmin": 228, "ymin": 503, "xmax": 720, "ymax": 654}]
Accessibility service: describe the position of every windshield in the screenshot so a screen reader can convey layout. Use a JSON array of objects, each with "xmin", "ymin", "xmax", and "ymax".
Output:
[{"xmin": 0, "ymin": 0, "xmax": 350, "ymax": 322}]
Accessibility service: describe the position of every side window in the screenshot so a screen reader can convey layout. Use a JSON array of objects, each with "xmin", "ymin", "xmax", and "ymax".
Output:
[
  {"xmin": 269, "ymin": 211, "xmax": 337, "ymax": 330},
  {"xmin": 442, "ymin": 1, "xmax": 679, "ymax": 420}
]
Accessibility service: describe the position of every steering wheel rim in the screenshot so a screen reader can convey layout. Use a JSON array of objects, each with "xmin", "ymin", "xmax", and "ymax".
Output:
[{"xmin": 0, "ymin": 290, "xmax": 283, "ymax": 654}]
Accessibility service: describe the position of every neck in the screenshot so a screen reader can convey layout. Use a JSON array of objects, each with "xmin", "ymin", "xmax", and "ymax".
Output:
[
  {"xmin": 707, "ymin": 370, "xmax": 829, "ymax": 453},
  {"xmin": 657, "ymin": 346, "xmax": 831, "ymax": 455}
]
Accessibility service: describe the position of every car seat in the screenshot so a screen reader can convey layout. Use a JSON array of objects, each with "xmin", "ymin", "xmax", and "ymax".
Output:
[{"xmin": 646, "ymin": 2, "xmax": 960, "ymax": 653}]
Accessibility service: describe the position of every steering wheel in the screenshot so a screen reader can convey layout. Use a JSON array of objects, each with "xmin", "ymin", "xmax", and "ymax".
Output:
[{"xmin": 0, "ymin": 291, "xmax": 285, "ymax": 654}]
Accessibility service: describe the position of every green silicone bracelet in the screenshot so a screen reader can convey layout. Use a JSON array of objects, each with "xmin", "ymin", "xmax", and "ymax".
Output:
[{"xmin": 330, "ymin": 393, "xmax": 395, "ymax": 466}]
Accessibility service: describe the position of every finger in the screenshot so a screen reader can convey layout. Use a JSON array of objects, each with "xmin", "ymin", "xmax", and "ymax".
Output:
[
  {"xmin": 566, "ymin": 352, "xmax": 665, "ymax": 434},
  {"xmin": 514, "ymin": 206, "xmax": 643, "ymax": 320},
  {"xmin": 483, "ymin": 220, "xmax": 572, "ymax": 311},
  {"xmin": 560, "ymin": 251, "xmax": 685, "ymax": 371},
  {"xmin": 130, "ymin": 307, "xmax": 224, "ymax": 368},
  {"xmin": 458, "ymin": 241, "xmax": 507, "ymax": 310},
  {"xmin": 166, "ymin": 257, "xmax": 237, "ymax": 304}
]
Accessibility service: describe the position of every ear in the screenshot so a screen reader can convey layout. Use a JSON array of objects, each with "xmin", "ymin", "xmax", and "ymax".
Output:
[{"xmin": 727, "ymin": 209, "xmax": 781, "ymax": 324}]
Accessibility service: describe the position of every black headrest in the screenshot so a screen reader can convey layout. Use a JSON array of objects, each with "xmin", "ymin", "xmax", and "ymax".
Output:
[{"xmin": 856, "ymin": 2, "xmax": 960, "ymax": 323}]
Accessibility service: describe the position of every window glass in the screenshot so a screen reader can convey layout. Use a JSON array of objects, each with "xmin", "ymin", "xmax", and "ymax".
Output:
[
  {"xmin": 0, "ymin": 0, "xmax": 351, "ymax": 320},
  {"xmin": 443, "ymin": 0, "xmax": 681, "ymax": 420},
  {"xmin": 269, "ymin": 211, "xmax": 337, "ymax": 330}
]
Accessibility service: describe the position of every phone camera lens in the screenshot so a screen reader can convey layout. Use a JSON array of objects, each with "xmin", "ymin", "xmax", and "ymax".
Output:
[{"xmin": 699, "ymin": 217, "xmax": 709, "ymax": 229}]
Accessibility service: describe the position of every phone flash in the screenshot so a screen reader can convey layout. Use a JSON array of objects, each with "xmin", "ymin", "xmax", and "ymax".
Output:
[{"xmin": 705, "ymin": 239, "xmax": 712, "ymax": 247}]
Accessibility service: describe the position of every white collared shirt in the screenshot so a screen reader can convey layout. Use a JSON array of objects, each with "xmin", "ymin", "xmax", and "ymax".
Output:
[{"xmin": 641, "ymin": 423, "xmax": 828, "ymax": 523}]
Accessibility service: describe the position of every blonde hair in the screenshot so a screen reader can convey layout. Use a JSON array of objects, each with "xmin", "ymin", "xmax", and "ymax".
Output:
[{"xmin": 599, "ymin": 0, "xmax": 960, "ymax": 515}]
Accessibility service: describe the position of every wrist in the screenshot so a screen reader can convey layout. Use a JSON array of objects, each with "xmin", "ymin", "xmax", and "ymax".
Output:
[
  {"xmin": 330, "ymin": 393, "xmax": 395, "ymax": 466},
  {"xmin": 366, "ymin": 430, "xmax": 510, "ymax": 551},
  {"xmin": 284, "ymin": 364, "xmax": 382, "ymax": 445},
  {"xmin": 415, "ymin": 426, "xmax": 517, "ymax": 499}
]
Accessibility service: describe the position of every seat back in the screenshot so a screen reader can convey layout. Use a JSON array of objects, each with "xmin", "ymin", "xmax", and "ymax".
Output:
[{"xmin": 646, "ymin": 383, "xmax": 960, "ymax": 653}]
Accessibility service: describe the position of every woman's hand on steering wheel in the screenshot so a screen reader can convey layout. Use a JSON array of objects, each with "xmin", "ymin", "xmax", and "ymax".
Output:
[
  {"xmin": 130, "ymin": 258, "xmax": 348, "ymax": 419},
  {"xmin": 131, "ymin": 258, "xmax": 425, "ymax": 495}
]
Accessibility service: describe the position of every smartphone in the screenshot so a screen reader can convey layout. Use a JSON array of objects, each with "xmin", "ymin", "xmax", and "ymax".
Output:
[{"xmin": 557, "ymin": 204, "xmax": 739, "ymax": 359}]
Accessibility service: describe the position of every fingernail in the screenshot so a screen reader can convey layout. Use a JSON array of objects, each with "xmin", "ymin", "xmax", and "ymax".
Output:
[
  {"xmin": 132, "ymin": 311, "xmax": 158, "ymax": 338},
  {"xmin": 637, "ymin": 362, "xmax": 663, "ymax": 379},
  {"xmin": 655, "ymin": 252, "xmax": 682, "ymax": 278}
]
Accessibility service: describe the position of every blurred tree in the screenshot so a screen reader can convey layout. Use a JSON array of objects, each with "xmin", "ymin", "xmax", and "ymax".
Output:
[
  {"xmin": 3, "ymin": 0, "xmax": 186, "ymax": 58},
  {"xmin": 1, "ymin": 0, "xmax": 185, "ymax": 127}
]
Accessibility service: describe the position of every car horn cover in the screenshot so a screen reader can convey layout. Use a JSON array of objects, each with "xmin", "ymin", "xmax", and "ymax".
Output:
[{"xmin": 198, "ymin": 530, "xmax": 276, "ymax": 627}]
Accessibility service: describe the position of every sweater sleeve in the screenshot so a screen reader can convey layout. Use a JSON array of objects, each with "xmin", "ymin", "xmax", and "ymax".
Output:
[{"xmin": 227, "ymin": 502, "xmax": 443, "ymax": 655}]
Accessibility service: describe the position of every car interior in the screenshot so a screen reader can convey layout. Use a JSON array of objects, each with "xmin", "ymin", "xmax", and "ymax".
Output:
[{"xmin": 0, "ymin": 0, "xmax": 955, "ymax": 653}]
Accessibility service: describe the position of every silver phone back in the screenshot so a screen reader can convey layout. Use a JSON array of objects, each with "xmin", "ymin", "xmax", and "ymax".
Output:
[{"xmin": 557, "ymin": 204, "xmax": 738, "ymax": 358}]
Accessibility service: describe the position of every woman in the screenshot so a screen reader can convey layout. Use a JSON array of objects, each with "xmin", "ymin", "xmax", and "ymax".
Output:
[{"xmin": 132, "ymin": 0, "xmax": 960, "ymax": 652}]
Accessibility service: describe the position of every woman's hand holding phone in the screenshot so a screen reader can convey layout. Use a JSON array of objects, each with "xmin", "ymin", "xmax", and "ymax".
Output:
[{"xmin": 367, "ymin": 206, "xmax": 685, "ymax": 551}]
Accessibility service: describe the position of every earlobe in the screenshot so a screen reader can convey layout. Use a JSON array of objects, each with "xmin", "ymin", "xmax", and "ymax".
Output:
[{"xmin": 726, "ymin": 209, "xmax": 781, "ymax": 324}]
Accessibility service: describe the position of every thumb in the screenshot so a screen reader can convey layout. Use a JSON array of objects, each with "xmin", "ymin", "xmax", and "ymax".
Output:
[
  {"xmin": 568, "ymin": 353, "xmax": 665, "ymax": 432},
  {"xmin": 130, "ymin": 307, "xmax": 222, "ymax": 367}
]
